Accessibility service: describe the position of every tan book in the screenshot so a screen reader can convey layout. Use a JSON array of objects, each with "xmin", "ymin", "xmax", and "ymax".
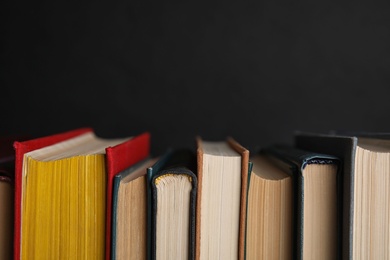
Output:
[
  {"xmin": 246, "ymin": 154, "xmax": 292, "ymax": 259},
  {"xmin": 196, "ymin": 138, "xmax": 249, "ymax": 260},
  {"xmin": 111, "ymin": 158, "xmax": 156, "ymax": 260},
  {"xmin": 296, "ymin": 133, "xmax": 390, "ymax": 259},
  {"xmin": 147, "ymin": 149, "xmax": 197, "ymax": 260},
  {"xmin": 246, "ymin": 146, "xmax": 339, "ymax": 260}
]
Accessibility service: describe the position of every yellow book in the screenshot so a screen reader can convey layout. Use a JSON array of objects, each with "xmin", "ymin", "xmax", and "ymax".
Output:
[{"xmin": 19, "ymin": 130, "xmax": 128, "ymax": 259}]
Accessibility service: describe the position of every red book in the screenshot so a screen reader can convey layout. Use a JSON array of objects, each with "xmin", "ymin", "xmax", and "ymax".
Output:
[{"xmin": 105, "ymin": 132, "xmax": 150, "ymax": 260}]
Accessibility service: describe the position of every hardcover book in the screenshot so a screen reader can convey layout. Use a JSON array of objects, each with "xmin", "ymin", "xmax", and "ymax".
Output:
[
  {"xmin": 0, "ymin": 173, "xmax": 13, "ymax": 260},
  {"xmin": 196, "ymin": 138, "xmax": 249, "ymax": 260},
  {"xmin": 0, "ymin": 136, "xmax": 26, "ymax": 260},
  {"xmin": 245, "ymin": 153, "xmax": 292, "ymax": 259},
  {"xmin": 147, "ymin": 149, "xmax": 197, "ymax": 260},
  {"xmin": 14, "ymin": 128, "xmax": 149, "ymax": 260},
  {"xmin": 14, "ymin": 128, "xmax": 91, "ymax": 260},
  {"xmin": 105, "ymin": 132, "xmax": 150, "ymax": 260},
  {"xmin": 260, "ymin": 146, "xmax": 340, "ymax": 259},
  {"xmin": 296, "ymin": 133, "xmax": 390, "ymax": 259},
  {"xmin": 0, "ymin": 136, "xmax": 25, "ymax": 259},
  {"xmin": 111, "ymin": 158, "xmax": 156, "ymax": 260}
]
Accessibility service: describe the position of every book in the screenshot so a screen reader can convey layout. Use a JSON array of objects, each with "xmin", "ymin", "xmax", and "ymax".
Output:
[
  {"xmin": 245, "ymin": 153, "xmax": 292, "ymax": 259},
  {"xmin": 196, "ymin": 138, "xmax": 249, "ymax": 260},
  {"xmin": 260, "ymin": 146, "xmax": 340, "ymax": 259},
  {"xmin": 147, "ymin": 149, "xmax": 197, "ymax": 260},
  {"xmin": 13, "ymin": 128, "xmax": 91, "ymax": 260},
  {"xmin": 105, "ymin": 132, "xmax": 150, "ymax": 260},
  {"xmin": 296, "ymin": 133, "xmax": 390, "ymax": 259},
  {"xmin": 0, "ymin": 136, "xmax": 26, "ymax": 260},
  {"xmin": 13, "ymin": 128, "xmax": 149, "ymax": 259},
  {"xmin": 0, "ymin": 175, "xmax": 13, "ymax": 260},
  {"xmin": 111, "ymin": 158, "xmax": 156, "ymax": 260},
  {"xmin": 0, "ymin": 173, "xmax": 12, "ymax": 260}
]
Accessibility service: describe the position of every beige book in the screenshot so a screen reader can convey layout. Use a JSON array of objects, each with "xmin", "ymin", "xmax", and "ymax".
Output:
[
  {"xmin": 246, "ymin": 154, "xmax": 292, "ymax": 260},
  {"xmin": 353, "ymin": 138, "xmax": 390, "ymax": 259},
  {"xmin": 112, "ymin": 159, "xmax": 156, "ymax": 260},
  {"xmin": 296, "ymin": 133, "xmax": 390, "ymax": 259},
  {"xmin": 247, "ymin": 146, "xmax": 339, "ymax": 260},
  {"xmin": 196, "ymin": 138, "xmax": 249, "ymax": 260}
]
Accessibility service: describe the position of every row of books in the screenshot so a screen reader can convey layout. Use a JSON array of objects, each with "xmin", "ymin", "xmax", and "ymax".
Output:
[{"xmin": 0, "ymin": 128, "xmax": 389, "ymax": 259}]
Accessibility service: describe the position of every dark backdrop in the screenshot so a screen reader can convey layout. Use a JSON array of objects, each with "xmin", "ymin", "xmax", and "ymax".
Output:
[{"xmin": 2, "ymin": 1, "xmax": 390, "ymax": 154}]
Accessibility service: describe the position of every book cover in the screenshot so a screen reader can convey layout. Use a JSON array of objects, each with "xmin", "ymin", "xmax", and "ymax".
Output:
[
  {"xmin": 147, "ymin": 149, "xmax": 197, "ymax": 260},
  {"xmin": 14, "ymin": 128, "xmax": 149, "ymax": 259},
  {"xmin": 105, "ymin": 132, "xmax": 150, "ymax": 260},
  {"xmin": 111, "ymin": 158, "xmax": 154, "ymax": 260},
  {"xmin": 295, "ymin": 132, "xmax": 390, "ymax": 259},
  {"xmin": 295, "ymin": 133, "xmax": 356, "ymax": 259},
  {"xmin": 13, "ymin": 128, "xmax": 92, "ymax": 260},
  {"xmin": 262, "ymin": 145, "xmax": 340, "ymax": 259},
  {"xmin": 0, "ymin": 174, "xmax": 13, "ymax": 260},
  {"xmin": 0, "ymin": 135, "xmax": 27, "ymax": 260},
  {"xmin": 196, "ymin": 137, "xmax": 249, "ymax": 260},
  {"xmin": 245, "ymin": 153, "xmax": 291, "ymax": 259}
]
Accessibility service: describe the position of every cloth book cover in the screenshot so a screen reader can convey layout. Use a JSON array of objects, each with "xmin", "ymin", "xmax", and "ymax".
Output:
[
  {"xmin": 13, "ymin": 128, "xmax": 150, "ymax": 260},
  {"xmin": 262, "ymin": 145, "xmax": 340, "ymax": 259},
  {"xmin": 13, "ymin": 128, "xmax": 92, "ymax": 260},
  {"xmin": 146, "ymin": 149, "xmax": 197, "ymax": 260},
  {"xmin": 196, "ymin": 137, "xmax": 249, "ymax": 260},
  {"xmin": 0, "ymin": 136, "xmax": 29, "ymax": 260},
  {"xmin": 295, "ymin": 133, "xmax": 356, "ymax": 259},
  {"xmin": 295, "ymin": 132, "xmax": 390, "ymax": 259},
  {"xmin": 105, "ymin": 132, "xmax": 150, "ymax": 260},
  {"xmin": 0, "ymin": 173, "xmax": 13, "ymax": 260},
  {"xmin": 111, "ymin": 158, "xmax": 153, "ymax": 260}
]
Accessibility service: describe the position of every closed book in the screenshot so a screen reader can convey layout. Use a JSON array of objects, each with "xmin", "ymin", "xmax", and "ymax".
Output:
[
  {"xmin": 245, "ymin": 153, "xmax": 292, "ymax": 259},
  {"xmin": 260, "ymin": 145, "xmax": 340, "ymax": 259},
  {"xmin": 0, "ymin": 173, "xmax": 12, "ymax": 260},
  {"xmin": 14, "ymin": 128, "xmax": 91, "ymax": 260},
  {"xmin": 0, "ymin": 136, "xmax": 27, "ymax": 260},
  {"xmin": 296, "ymin": 132, "xmax": 390, "ymax": 259},
  {"xmin": 147, "ymin": 149, "xmax": 197, "ymax": 260},
  {"xmin": 196, "ymin": 138, "xmax": 249, "ymax": 260},
  {"xmin": 111, "ymin": 158, "xmax": 156, "ymax": 260},
  {"xmin": 14, "ymin": 128, "xmax": 149, "ymax": 259},
  {"xmin": 105, "ymin": 132, "xmax": 150, "ymax": 260}
]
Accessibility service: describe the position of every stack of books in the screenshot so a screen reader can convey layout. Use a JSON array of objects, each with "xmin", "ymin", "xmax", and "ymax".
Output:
[{"xmin": 0, "ymin": 128, "xmax": 389, "ymax": 259}]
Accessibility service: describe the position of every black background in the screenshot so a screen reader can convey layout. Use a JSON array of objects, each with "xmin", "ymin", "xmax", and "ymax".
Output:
[{"xmin": 2, "ymin": 1, "xmax": 390, "ymax": 154}]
